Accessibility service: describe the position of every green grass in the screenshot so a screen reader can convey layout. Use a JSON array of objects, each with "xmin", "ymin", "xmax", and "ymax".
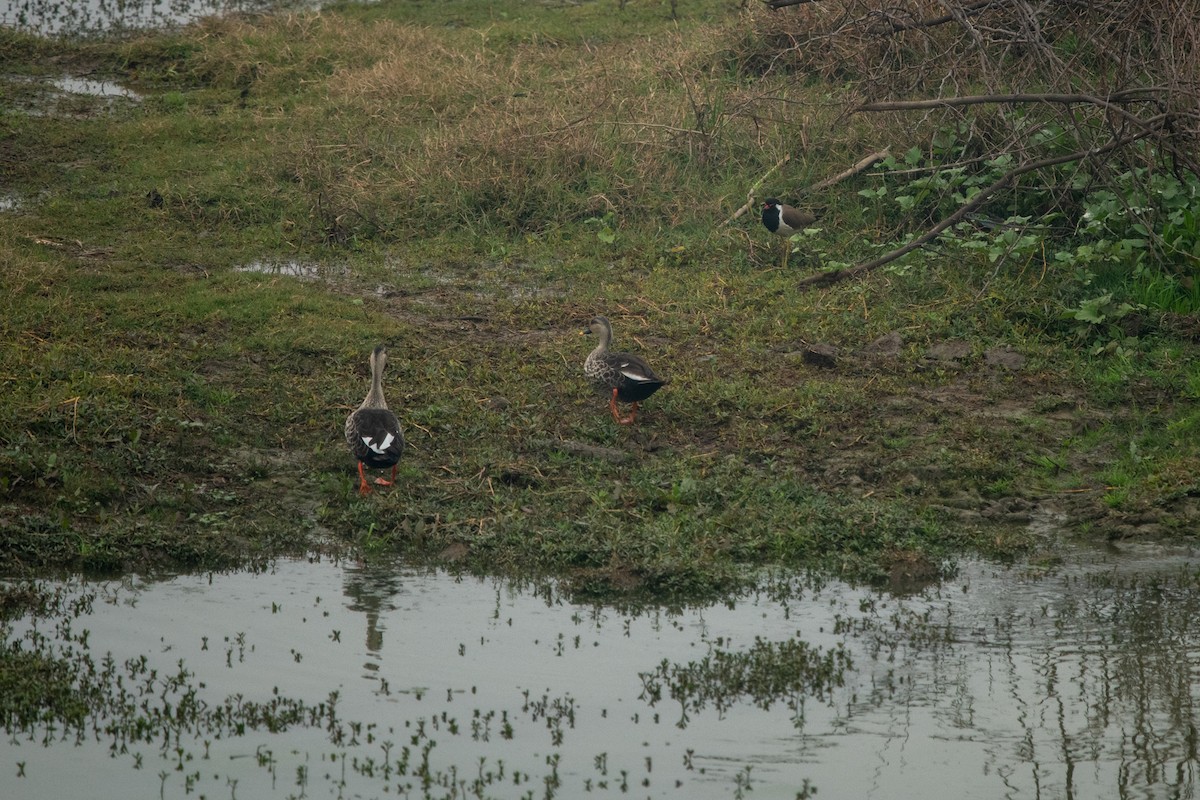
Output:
[{"xmin": 1, "ymin": 3, "xmax": 1199, "ymax": 598}]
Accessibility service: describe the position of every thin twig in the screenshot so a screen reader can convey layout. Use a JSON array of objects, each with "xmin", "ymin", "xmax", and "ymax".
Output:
[
  {"xmin": 860, "ymin": 92, "xmax": 1200, "ymax": 177},
  {"xmin": 797, "ymin": 123, "xmax": 1164, "ymax": 290}
]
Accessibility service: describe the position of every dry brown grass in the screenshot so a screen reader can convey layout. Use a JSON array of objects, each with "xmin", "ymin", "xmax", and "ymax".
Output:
[
  {"xmin": 740, "ymin": 0, "xmax": 1200, "ymax": 156},
  {"xmin": 183, "ymin": 14, "xmax": 837, "ymax": 242},
  {"xmin": 743, "ymin": 1, "xmax": 1199, "ymax": 104}
]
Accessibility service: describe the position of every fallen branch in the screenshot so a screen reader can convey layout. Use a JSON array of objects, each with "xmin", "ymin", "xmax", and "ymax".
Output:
[
  {"xmin": 723, "ymin": 154, "xmax": 790, "ymax": 225},
  {"xmin": 763, "ymin": 0, "xmax": 1006, "ymax": 20},
  {"xmin": 857, "ymin": 90, "xmax": 1158, "ymax": 115},
  {"xmin": 879, "ymin": 0, "xmax": 1010, "ymax": 32},
  {"xmin": 725, "ymin": 149, "xmax": 889, "ymax": 226},
  {"xmin": 798, "ymin": 123, "xmax": 1164, "ymax": 290},
  {"xmin": 808, "ymin": 149, "xmax": 890, "ymax": 192},
  {"xmin": 761, "ymin": 0, "xmax": 822, "ymax": 9}
]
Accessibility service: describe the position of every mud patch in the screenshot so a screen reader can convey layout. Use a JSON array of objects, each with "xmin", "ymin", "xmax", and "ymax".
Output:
[{"xmin": 3, "ymin": 73, "xmax": 142, "ymax": 117}]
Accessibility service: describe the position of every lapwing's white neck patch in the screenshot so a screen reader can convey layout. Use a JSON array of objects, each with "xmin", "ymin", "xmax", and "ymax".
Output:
[{"xmin": 363, "ymin": 432, "xmax": 394, "ymax": 455}]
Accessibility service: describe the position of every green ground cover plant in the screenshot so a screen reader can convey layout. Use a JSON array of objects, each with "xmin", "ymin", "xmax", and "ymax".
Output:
[{"xmin": 1, "ymin": 0, "xmax": 1198, "ymax": 600}]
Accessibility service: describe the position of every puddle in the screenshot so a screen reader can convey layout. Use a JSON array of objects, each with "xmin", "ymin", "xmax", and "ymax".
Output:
[
  {"xmin": 4, "ymin": 543, "xmax": 1200, "ymax": 798},
  {"xmin": 50, "ymin": 75, "xmax": 142, "ymax": 100},
  {"xmin": 0, "ymin": 194, "xmax": 21, "ymax": 212},
  {"xmin": 3, "ymin": 73, "xmax": 143, "ymax": 117},
  {"xmin": 0, "ymin": 0, "xmax": 294, "ymax": 36},
  {"xmin": 235, "ymin": 260, "xmax": 338, "ymax": 280}
]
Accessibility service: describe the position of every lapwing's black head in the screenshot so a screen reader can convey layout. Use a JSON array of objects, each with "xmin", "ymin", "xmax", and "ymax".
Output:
[{"xmin": 761, "ymin": 199, "xmax": 784, "ymax": 234}]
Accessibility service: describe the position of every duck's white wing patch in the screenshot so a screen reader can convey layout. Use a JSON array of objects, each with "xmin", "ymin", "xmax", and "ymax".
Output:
[
  {"xmin": 618, "ymin": 361, "xmax": 653, "ymax": 382},
  {"xmin": 362, "ymin": 432, "xmax": 395, "ymax": 455}
]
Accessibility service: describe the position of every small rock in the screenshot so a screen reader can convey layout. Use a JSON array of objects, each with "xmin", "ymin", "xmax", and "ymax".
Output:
[
  {"xmin": 802, "ymin": 343, "xmax": 839, "ymax": 369},
  {"xmin": 926, "ymin": 340, "xmax": 971, "ymax": 362},
  {"xmin": 864, "ymin": 331, "xmax": 903, "ymax": 356},
  {"xmin": 985, "ymin": 346, "xmax": 1025, "ymax": 369},
  {"xmin": 439, "ymin": 542, "xmax": 470, "ymax": 561}
]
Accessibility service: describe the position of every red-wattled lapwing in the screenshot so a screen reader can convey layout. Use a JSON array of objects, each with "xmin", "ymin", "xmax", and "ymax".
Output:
[
  {"xmin": 583, "ymin": 316, "xmax": 667, "ymax": 425},
  {"xmin": 345, "ymin": 345, "xmax": 405, "ymax": 496},
  {"xmin": 761, "ymin": 197, "xmax": 815, "ymax": 269}
]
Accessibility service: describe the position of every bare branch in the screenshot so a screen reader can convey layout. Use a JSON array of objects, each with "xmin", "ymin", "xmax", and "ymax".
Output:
[
  {"xmin": 724, "ymin": 154, "xmax": 791, "ymax": 225},
  {"xmin": 808, "ymin": 149, "xmax": 890, "ymax": 192},
  {"xmin": 761, "ymin": 0, "xmax": 822, "ymax": 9},
  {"xmin": 726, "ymin": 150, "xmax": 890, "ymax": 225},
  {"xmin": 857, "ymin": 91, "xmax": 1156, "ymax": 113},
  {"xmin": 857, "ymin": 91, "xmax": 1198, "ymax": 174},
  {"xmin": 798, "ymin": 122, "xmax": 1166, "ymax": 290},
  {"xmin": 882, "ymin": 0, "xmax": 1011, "ymax": 32},
  {"xmin": 763, "ymin": 0, "xmax": 1009, "ymax": 27}
]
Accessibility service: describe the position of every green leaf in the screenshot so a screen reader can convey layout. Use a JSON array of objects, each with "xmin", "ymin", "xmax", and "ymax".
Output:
[{"xmin": 1073, "ymin": 294, "xmax": 1112, "ymax": 324}]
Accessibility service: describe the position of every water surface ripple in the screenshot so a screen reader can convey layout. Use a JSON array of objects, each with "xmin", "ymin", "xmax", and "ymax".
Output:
[{"xmin": 3, "ymin": 543, "xmax": 1200, "ymax": 799}]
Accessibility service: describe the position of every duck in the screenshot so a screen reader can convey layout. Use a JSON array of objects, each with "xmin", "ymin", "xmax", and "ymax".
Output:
[
  {"xmin": 583, "ymin": 315, "xmax": 667, "ymax": 425},
  {"xmin": 345, "ymin": 344, "xmax": 405, "ymax": 496},
  {"xmin": 761, "ymin": 197, "xmax": 816, "ymax": 269}
]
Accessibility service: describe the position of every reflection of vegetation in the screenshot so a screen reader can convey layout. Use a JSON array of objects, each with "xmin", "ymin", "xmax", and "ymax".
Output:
[
  {"xmin": 9, "ymin": 557, "xmax": 1200, "ymax": 797},
  {"xmin": 0, "ymin": 584, "xmax": 336, "ymax": 745},
  {"xmin": 639, "ymin": 635, "xmax": 852, "ymax": 729},
  {"xmin": 0, "ymin": 582, "xmax": 605, "ymax": 798}
]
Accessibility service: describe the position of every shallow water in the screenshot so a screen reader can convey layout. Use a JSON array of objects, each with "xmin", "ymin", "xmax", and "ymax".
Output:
[
  {"xmin": 50, "ymin": 75, "xmax": 141, "ymax": 99},
  {"xmin": 0, "ymin": 0, "xmax": 285, "ymax": 36},
  {"xmin": 235, "ymin": 259, "xmax": 333, "ymax": 279},
  {"xmin": 5, "ymin": 543, "xmax": 1200, "ymax": 799}
]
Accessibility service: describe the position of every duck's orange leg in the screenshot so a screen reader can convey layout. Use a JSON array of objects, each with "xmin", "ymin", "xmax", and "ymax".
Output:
[
  {"xmin": 608, "ymin": 389, "xmax": 640, "ymax": 425},
  {"xmin": 616, "ymin": 402, "xmax": 639, "ymax": 425},
  {"xmin": 609, "ymin": 388, "xmax": 623, "ymax": 423},
  {"xmin": 357, "ymin": 462, "xmax": 373, "ymax": 495},
  {"xmin": 374, "ymin": 465, "xmax": 397, "ymax": 487}
]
